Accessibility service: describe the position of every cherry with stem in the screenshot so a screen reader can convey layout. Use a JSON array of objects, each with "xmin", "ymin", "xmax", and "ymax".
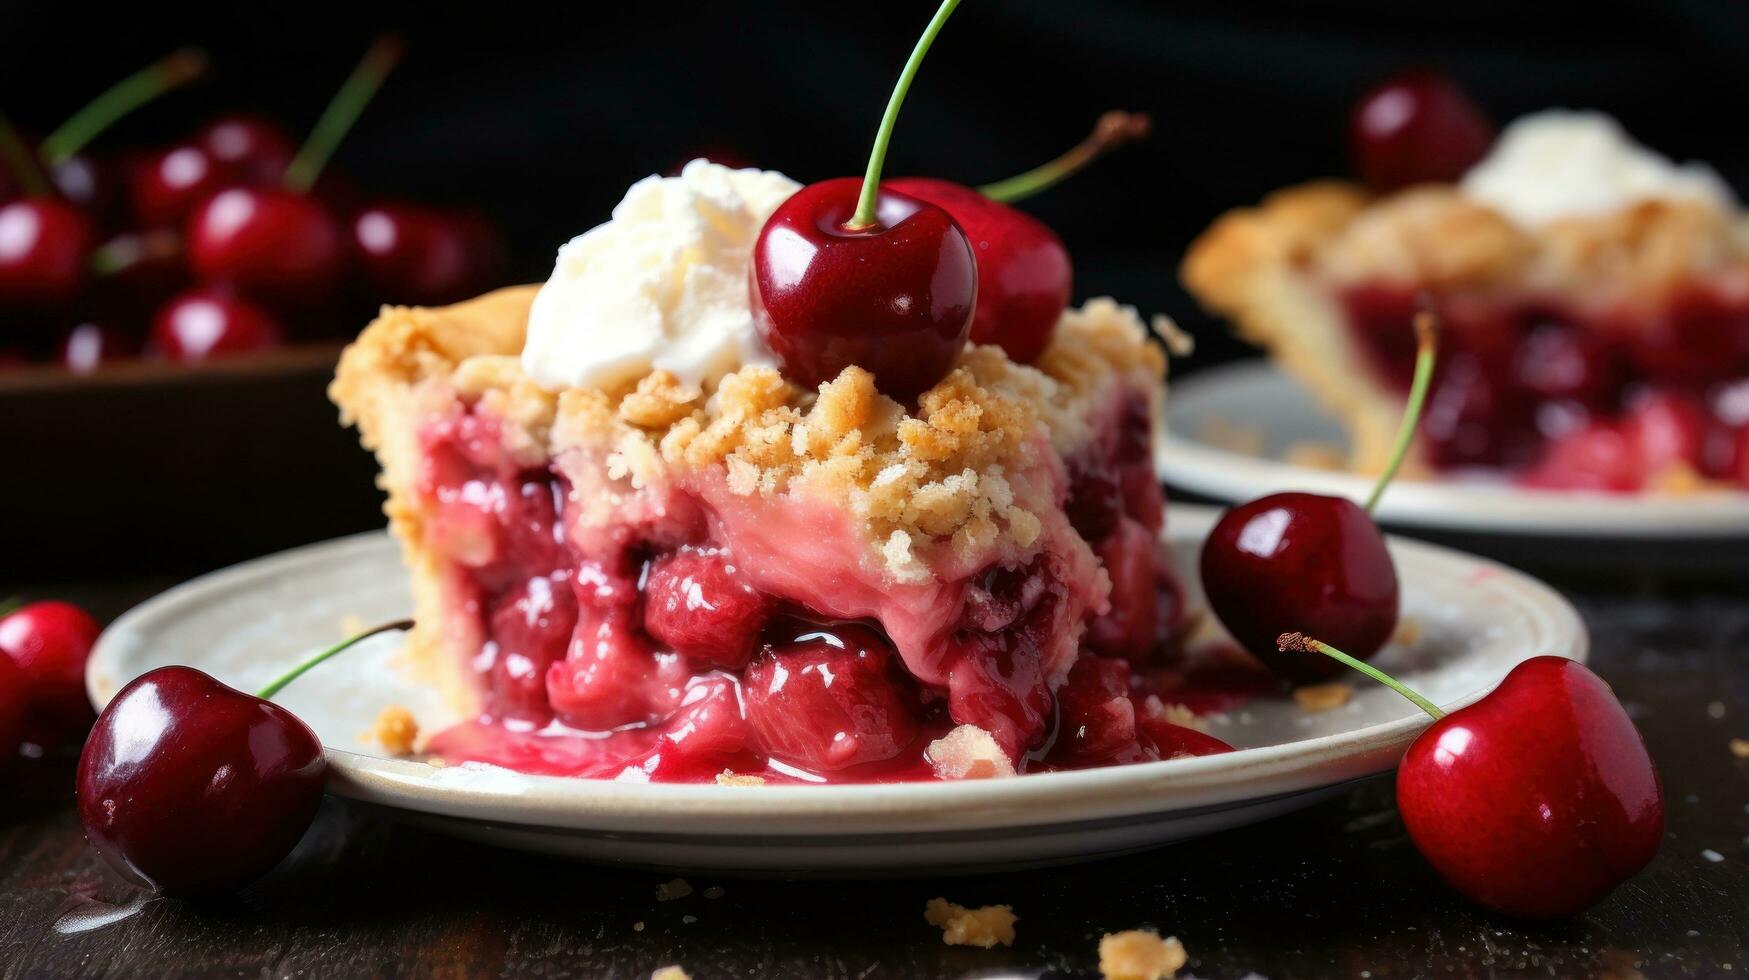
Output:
[
  {"xmin": 1277, "ymin": 631, "xmax": 1663, "ymax": 919},
  {"xmin": 78, "ymin": 620, "xmax": 413, "ymax": 899},
  {"xmin": 1199, "ymin": 313, "xmax": 1437, "ymax": 682},
  {"xmin": 751, "ymin": 0, "xmax": 977, "ymax": 401}
]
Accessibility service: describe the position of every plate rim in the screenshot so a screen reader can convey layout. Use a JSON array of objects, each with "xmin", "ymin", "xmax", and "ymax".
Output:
[
  {"xmin": 88, "ymin": 507, "xmax": 1587, "ymax": 837},
  {"xmin": 1159, "ymin": 360, "xmax": 1749, "ymax": 538}
]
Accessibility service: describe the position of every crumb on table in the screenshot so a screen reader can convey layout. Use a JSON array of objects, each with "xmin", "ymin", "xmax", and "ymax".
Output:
[
  {"xmin": 924, "ymin": 898, "xmax": 1016, "ymax": 948},
  {"xmin": 650, "ymin": 967, "xmax": 690, "ymax": 980},
  {"xmin": 1294, "ymin": 682, "xmax": 1354, "ymax": 713},
  {"xmin": 1730, "ymin": 738, "xmax": 1749, "ymax": 759},
  {"xmin": 362, "ymin": 705, "xmax": 419, "ymax": 756},
  {"xmin": 1392, "ymin": 617, "xmax": 1424, "ymax": 648},
  {"xmin": 1099, "ymin": 929, "xmax": 1188, "ymax": 980},
  {"xmin": 655, "ymin": 878, "xmax": 692, "ymax": 902}
]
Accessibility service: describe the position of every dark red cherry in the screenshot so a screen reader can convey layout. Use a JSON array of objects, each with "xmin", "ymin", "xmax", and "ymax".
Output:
[
  {"xmin": 129, "ymin": 143, "xmax": 222, "ymax": 227},
  {"xmin": 196, "ymin": 115, "xmax": 295, "ymax": 185},
  {"xmin": 742, "ymin": 622, "xmax": 920, "ymax": 772},
  {"xmin": 186, "ymin": 187, "xmax": 345, "ymax": 304},
  {"xmin": 642, "ymin": 547, "xmax": 771, "ymax": 671},
  {"xmin": 0, "ymin": 198, "xmax": 93, "ymax": 311},
  {"xmin": 1397, "ymin": 657, "xmax": 1664, "ymax": 918},
  {"xmin": 1349, "ymin": 70, "xmax": 1495, "ymax": 192},
  {"xmin": 750, "ymin": 177, "xmax": 975, "ymax": 401},
  {"xmin": 352, "ymin": 202, "xmax": 501, "ymax": 305},
  {"xmin": 59, "ymin": 321, "xmax": 137, "ymax": 374},
  {"xmin": 76, "ymin": 666, "xmax": 325, "ymax": 899},
  {"xmin": 0, "ymin": 601, "xmax": 102, "ymax": 751},
  {"xmin": 152, "ymin": 287, "xmax": 283, "ymax": 362},
  {"xmin": 0, "ymin": 653, "xmax": 27, "ymax": 762},
  {"xmin": 1200, "ymin": 493, "xmax": 1399, "ymax": 682},
  {"xmin": 884, "ymin": 177, "xmax": 1069, "ymax": 363}
]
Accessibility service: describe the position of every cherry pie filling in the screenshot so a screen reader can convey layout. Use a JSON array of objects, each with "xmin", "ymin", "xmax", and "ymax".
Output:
[
  {"xmin": 413, "ymin": 395, "xmax": 1233, "ymax": 783},
  {"xmin": 1340, "ymin": 281, "xmax": 1749, "ymax": 490}
]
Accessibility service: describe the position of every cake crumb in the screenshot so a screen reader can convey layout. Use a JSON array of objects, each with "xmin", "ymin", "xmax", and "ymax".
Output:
[
  {"xmin": 1392, "ymin": 617, "xmax": 1424, "ymax": 648},
  {"xmin": 427, "ymin": 756, "xmax": 447, "ymax": 768},
  {"xmin": 1283, "ymin": 440, "xmax": 1348, "ymax": 471},
  {"xmin": 1098, "ymin": 929, "xmax": 1188, "ymax": 980},
  {"xmin": 702, "ymin": 885, "xmax": 725, "ymax": 899},
  {"xmin": 362, "ymin": 705, "xmax": 419, "ymax": 755},
  {"xmin": 655, "ymin": 878, "xmax": 693, "ymax": 901},
  {"xmin": 1140, "ymin": 696, "xmax": 1206, "ymax": 732},
  {"xmin": 1294, "ymin": 682, "xmax": 1354, "ymax": 713},
  {"xmin": 650, "ymin": 967, "xmax": 690, "ymax": 980},
  {"xmin": 681, "ymin": 914, "xmax": 697, "ymax": 924},
  {"xmin": 925, "ymin": 725, "xmax": 1017, "ymax": 780},
  {"xmin": 1732, "ymin": 739, "xmax": 1749, "ymax": 759},
  {"xmin": 715, "ymin": 770, "xmax": 766, "ymax": 786},
  {"xmin": 633, "ymin": 921, "xmax": 645, "ymax": 932},
  {"xmin": 924, "ymin": 898, "xmax": 1016, "ymax": 948}
]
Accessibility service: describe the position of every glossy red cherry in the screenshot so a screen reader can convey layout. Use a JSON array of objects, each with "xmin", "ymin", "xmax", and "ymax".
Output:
[
  {"xmin": 1399, "ymin": 657, "xmax": 1663, "ymax": 918},
  {"xmin": 129, "ymin": 143, "xmax": 223, "ymax": 227},
  {"xmin": 59, "ymin": 321, "xmax": 137, "ymax": 374},
  {"xmin": 196, "ymin": 115, "xmax": 295, "ymax": 185},
  {"xmin": 1349, "ymin": 70, "xmax": 1495, "ymax": 192},
  {"xmin": 1283, "ymin": 634, "xmax": 1663, "ymax": 919},
  {"xmin": 742, "ymin": 622, "xmax": 920, "ymax": 772},
  {"xmin": 0, "ymin": 198, "xmax": 93, "ymax": 311},
  {"xmin": 0, "ymin": 600, "xmax": 102, "ymax": 751},
  {"xmin": 884, "ymin": 177, "xmax": 1068, "ymax": 364},
  {"xmin": 152, "ymin": 287, "xmax": 283, "ymax": 362},
  {"xmin": 0, "ymin": 654, "xmax": 27, "ymax": 762},
  {"xmin": 642, "ymin": 547, "xmax": 771, "ymax": 671},
  {"xmin": 1202, "ymin": 315, "xmax": 1436, "ymax": 682},
  {"xmin": 352, "ymin": 202, "xmax": 501, "ymax": 305},
  {"xmin": 751, "ymin": 178, "xmax": 975, "ymax": 401},
  {"xmin": 77, "ymin": 666, "xmax": 324, "ymax": 898},
  {"xmin": 1201, "ymin": 492, "xmax": 1400, "ymax": 681},
  {"xmin": 186, "ymin": 187, "xmax": 345, "ymax": 304}
]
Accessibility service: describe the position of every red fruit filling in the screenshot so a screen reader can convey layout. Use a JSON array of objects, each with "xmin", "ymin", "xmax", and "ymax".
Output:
[
  {"xmin": 1341, "ymin": 282, "xmax": 1749, "ymax": 490},
  {"xmin": 415, "ymin": 393, "xmax": 1233, "ymax": 783}
]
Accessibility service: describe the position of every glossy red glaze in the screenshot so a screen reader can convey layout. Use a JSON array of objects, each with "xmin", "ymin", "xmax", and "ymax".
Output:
[
  {"xmin": 76, "ymin": 666, "xmax": 325, "ymax": 899},
  {"xmin": 352, "ymin": 202, "xmax": 501, "ymax": 305},
  {"xmin": 1397, "ymin": 656, "xmax": 1663, "ymax": 918},
  {"xmin": 186, "ymin": 188, "xmax": 345, "ymax": 303},
  {"xmin": 1200, "ymin": 493, "xmax": 1399, "ymax": 682},
  {"xmin": 750, "ymin": 177, "xmax": 975, "ymax": 401},
  {"xmin": 151, "ymin": 287, "xmax": 283, "ymax": 362},
  {"xmin": 885, "ymin": 177, "xmax": 1070, "ymax": 363},
  {"xmin": 0, "ymin": 199, "xmax": 93, "ymax": 311},
  {"xmin": 1348, "ymin": 70, "xmax": 1495, "ymax": 192},
  {"xmin": 0, "ymin": 601, "xmax": 101, "ymax": 751}
]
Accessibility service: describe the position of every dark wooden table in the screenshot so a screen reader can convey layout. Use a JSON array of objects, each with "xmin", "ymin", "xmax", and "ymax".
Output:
[{"xmin": 3, "ymin": 570, "xmax": 1746, "ymax": 979}]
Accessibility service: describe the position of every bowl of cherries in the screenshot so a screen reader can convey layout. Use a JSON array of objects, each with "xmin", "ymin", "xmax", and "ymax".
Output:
[{"xmin": 0, "ymin": 39, "xmax": 507, "ymax": 574}]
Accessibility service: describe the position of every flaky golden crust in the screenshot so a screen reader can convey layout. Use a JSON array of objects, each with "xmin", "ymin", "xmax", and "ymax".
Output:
[{"xmin": 1182, "ymin": 180, "xmax": 1749, "ymax": 473}]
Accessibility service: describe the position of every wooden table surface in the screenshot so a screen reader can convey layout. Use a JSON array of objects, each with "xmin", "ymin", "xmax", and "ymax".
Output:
[{"xmin": 2, "ymin": 570, "xmax": 1746, "ymax": 979}]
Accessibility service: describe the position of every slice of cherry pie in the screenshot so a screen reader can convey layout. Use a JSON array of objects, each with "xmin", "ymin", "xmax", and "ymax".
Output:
[
  {"xmin": 331, "ymin": 166, "xmax": 1220, "ymax": 783},
  {"xmin": 1183, "ymin": 109, "xmax": 1749, "ymax": 493}
]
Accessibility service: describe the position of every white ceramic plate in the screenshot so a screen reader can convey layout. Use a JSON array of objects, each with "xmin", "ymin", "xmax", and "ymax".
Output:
[
  {"xmin": 87, "ymin": 506, "xmax": 1584, "ymax": 876},
  {"xmin": 1159, "ymin": 361, "xmax": 1749, "ymax": 544}
]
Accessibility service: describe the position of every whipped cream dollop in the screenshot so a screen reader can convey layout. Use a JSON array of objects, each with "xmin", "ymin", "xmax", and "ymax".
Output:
[
  {"xmin": 1459, "ymin": 110, "xmax": 1738, "ymax": 226},
  {"xmin": 522, "ymin": 159, "xmax": 801, "ymax": 391}
]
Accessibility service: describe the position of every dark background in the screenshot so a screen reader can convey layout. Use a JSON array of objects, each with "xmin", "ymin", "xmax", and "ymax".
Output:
[{"xmin": 3, "ymin": 0, "xmax": 1747, "ymax": 576}]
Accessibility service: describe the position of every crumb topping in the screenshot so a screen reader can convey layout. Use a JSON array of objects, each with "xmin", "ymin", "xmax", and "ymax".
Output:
[
  {"xmin": 1098, "ymin": 930, "xmax": 1188, "ymax": 980},
  {"xmin": 334, "ymin": 288, "xmax": 1167, "ymax": 584},
  {"xmin": 925, "ymin": 898, "xmax": 1017, "ymax": 948},
  {"xmin": 1293, "ymin": 682, "xmax": 1354, "ymax": 713},
  {"xmin": 363, "ymin": 705, "xmax": 419, "ymax": 756},
  {"xmin": 925, "ymin": 725, "xmax": 1018, "ymax": 780}
]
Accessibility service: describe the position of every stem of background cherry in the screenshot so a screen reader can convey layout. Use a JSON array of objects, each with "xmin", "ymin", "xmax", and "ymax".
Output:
[
  {"xmin": 1363, "ymin": 311, "xmax": 1439, "ymax": 514},
  {"xmin": 284, "ymin": 36, "xmax": 404, "ymax": 194},
  {"xmin": 40, "ymin": 48, "xmax": 208, "ymax": 166},
  {"xmin": 1278, "ymin": 632, "xmax": 1446, "ymax": 720},
  {"xmin": 256, "ymin": 620, "xmax": 414, "ymax": 700},
  {"xmin": 846, "ymin": 0, "xmax": 962, "ymax": 231}
]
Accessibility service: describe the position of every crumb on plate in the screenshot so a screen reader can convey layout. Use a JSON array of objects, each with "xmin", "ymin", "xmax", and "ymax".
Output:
[
  {"xmin": 656, "ymin": 878, "xmax": 692, "ymax": 902},
  {"xmin": 924, "ymin": 725, "xmax": 1016, "ymax": 780},
  {"xmin": 362, "ymin": 705, "xmax": 419, "ymax": 756},
  {"xmin": 925, "ymin": 897, "xmax": 1016, "ymax": 948},
  {"xmin": 715, "ymin": 770, "xmax": 766, "ymax": 786},
  {"xmin": 1099, "ymin": 929, "xmax": 1188, "ymax": 980},
  {"xmin": 1294, "ymin": 682, "xmax": 1354, "ymax": 713}
]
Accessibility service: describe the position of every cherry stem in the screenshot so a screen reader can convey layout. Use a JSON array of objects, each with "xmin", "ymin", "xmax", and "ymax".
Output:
[
  {"xmin": 1362, "ymin": 310, "xmax": 1438, "ymax": 514},
  {"xmin": 255, "ymin": 619, "xmax": 413, "ymax": 701},
  {"xmin": 1278, "ymin": 632, "xmax": 1446, "ymax": 720},
  {"xmin": 846, "ymin": 0, "xmax": 962, "ymax": 231},
  {"xmin": 284, "ymin": 35, "xmax": 404, "ymax": 194},
  {"xmin": 0, "ymin": 113, "xmax": 50, "ymax": 196},
  {"xmin": 977, "ymin": 110, "xmax": 1152, "ymax": 203},
  {"xmin": 90, "ymin": 230, "xmax": 181, "ymax": 277},
  {"xmin": 40, "ymin": 48, "xmax": 208, "ymax": 166}
]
